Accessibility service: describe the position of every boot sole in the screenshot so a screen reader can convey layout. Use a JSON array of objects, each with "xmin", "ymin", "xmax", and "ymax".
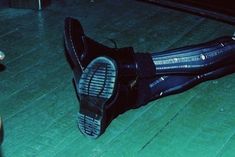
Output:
[{"xmin": 77, "ymin": 56, "xmax": 117, "ymax": 138}]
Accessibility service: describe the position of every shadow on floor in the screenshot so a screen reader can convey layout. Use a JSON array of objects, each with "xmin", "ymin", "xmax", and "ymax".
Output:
[
  {"xmin": 0, "ymin": 64, "xmax": 6, "ymax": 72},
  {"xmin": 0, "ymin": 148, "xmax": 4, "ymax": 157}
]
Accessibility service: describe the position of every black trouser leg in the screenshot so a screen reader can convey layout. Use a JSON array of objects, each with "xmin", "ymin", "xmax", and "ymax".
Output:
[
  {"xmin": 133, "ymin": 36, "xmax": 235, "ymax": 107},
  {"xmin": 148, "ymin": 63, "xmax": 235, "ymax": 101},
  {"xmin": 151, "ymin": 36, "xmax": 235, "ymax": 75},
  {"xmin": 135, "ymin": 36, "xmax": 235, "ymax": 106}
]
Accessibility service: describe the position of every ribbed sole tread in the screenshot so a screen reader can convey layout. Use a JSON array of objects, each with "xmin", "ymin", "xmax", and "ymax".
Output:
[{"xmin": 77, "ymin": 57, "xmax": 117, "ymax": 138}]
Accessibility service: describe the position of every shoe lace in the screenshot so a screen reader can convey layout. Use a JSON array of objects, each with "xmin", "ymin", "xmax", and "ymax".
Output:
[{"xmin": 106, "ymin": 38, "xmax": 118, "ymax": 49}]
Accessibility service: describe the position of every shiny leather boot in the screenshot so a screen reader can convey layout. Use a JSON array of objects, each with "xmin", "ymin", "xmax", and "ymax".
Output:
[{"xmin": 64, "ymin": 17, "xmax": 156, "ymax": 138}]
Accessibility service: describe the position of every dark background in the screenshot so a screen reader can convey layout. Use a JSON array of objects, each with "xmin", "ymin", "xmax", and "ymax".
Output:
[
  {"xmin": 142, "ymin": 0, "xmax": 235, "ymax": 25},
  {"xmin": 175, "ymin": 0, "xmax": 235, "ymax": 16},
  {"xmin": 0, "ymin": 0, "xmax": 8, "ymax": 7}
]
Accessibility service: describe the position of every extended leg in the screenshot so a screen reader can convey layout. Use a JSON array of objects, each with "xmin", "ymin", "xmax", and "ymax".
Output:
[
  {"xmin": 148, "ymin": 64, "xmax": 235, "ymax": 101},
  {"xmin": 75, "ymin": 55, "xmax": 235, "ymax": 138},
  {"xmin": 151, "ymin": 36, "xmax": 235, "ymax": 75},
  {"xmin": 64, "ymin": 17, "xmax": 235, "ymax": 138}
]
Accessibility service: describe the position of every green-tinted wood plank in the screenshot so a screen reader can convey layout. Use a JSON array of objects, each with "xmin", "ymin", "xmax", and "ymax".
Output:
[
  {"xmin": 0, "ymin": 11, "xmax": 64, "ymax": 64},
  {"xmin": 218, "ymin": 134, "xmax": 235, "ymax": 157},
  {"xmin": 168, "ymin": 20, "xmax": 235, "ymax": 49},
  {"xmin": 3, "ymin": 81, "xmax": 77, "ymax": 156},
  {"xmin": 0, "ymin": 44, "xmax": 64, "ymax": 102},
  {"xmin": 138, "ymin": 74, "xmax": 235, "ymax": 157},
  {"xmin": 1, "ymin": 1, "xmax": 235, "ymax": 157}
]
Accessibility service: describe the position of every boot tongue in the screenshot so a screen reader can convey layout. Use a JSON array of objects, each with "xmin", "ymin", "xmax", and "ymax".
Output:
[{"xmin": 81, "ymin": 36, "xmax": 116, "ymax": 66}]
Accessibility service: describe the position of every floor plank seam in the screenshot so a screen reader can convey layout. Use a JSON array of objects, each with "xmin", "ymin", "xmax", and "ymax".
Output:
[
  {"xmin": 0, "ymin": 28, "xmax": 19, "ymax": 38},
  {"xmin": 165, "ymin": 17, "xmax": 206, "ymax": 50},
  {"xmin": 5, "ymin": 86, "xmax": 59, "ymax": 121},
  {"xmin": 90, "ymin": 105, "xmax": 154, "ymax": 156},
  {"xmin": 214, "ymin": 128, "xmax": 235, "ymax": 157},
  {"xmin": 138, "ymin": 88, "xmax": 203, "ymax": 152},
  {"xmin": 0, "ymin": 60, "xmax": 67, "ymax": 105}
]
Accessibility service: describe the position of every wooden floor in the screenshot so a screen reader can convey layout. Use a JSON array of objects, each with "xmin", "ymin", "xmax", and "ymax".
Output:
[{"xmin": 0, "ymin": 0, "xmax": 235, "ymax": 157}]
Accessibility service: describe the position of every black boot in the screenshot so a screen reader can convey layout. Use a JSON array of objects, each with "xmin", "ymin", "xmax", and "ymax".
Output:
[{"xmin": 64, "ymin": 17, "xmax": 156, "ymax": 138}]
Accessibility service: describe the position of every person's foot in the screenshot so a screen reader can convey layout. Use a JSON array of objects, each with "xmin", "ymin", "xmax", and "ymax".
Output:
[
  {"xmin": 64, "ymin": 17, "xmax": 157, "ymax": 138},
  {"xmin": 77, "ymin": 56, "xmax": 157, "ymax": 138},
  {"xmin": 64, "ymin": 17, "xmax": 137, "ymax": 95},
  {"xmin": 64, "ymin": 17, "xmax": 126, "ymax": 82}
]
